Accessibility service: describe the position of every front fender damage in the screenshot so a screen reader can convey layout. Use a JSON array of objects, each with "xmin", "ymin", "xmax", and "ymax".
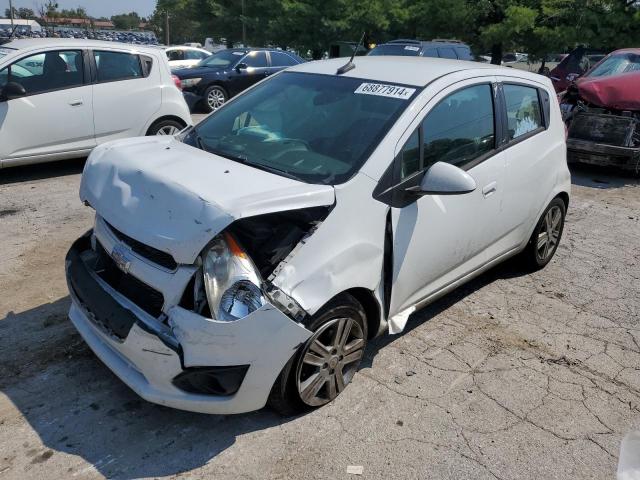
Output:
[{"xmin": 168, "ymin": 304, "xmax": 312, "ymax": 411}]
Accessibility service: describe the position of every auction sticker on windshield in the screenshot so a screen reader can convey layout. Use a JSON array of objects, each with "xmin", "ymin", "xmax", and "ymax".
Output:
[{"xmin": 355, "ymin": 83, "xmax": 416, "ymax": 100}]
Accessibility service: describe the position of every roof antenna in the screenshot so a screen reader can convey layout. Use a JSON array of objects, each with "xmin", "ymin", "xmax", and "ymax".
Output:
[{"xmin": 337, "ymin": 31, "xmax": 366, "ymax": 75}]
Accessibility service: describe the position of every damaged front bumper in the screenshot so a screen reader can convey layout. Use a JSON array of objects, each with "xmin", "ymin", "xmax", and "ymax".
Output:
[
  {"xmin": 65, "ymin": 232, "xmax": 312, "ymax": 414},
  {"xmin": 567, "ymin": 112, "xmax": 640, "ymax": 172}
]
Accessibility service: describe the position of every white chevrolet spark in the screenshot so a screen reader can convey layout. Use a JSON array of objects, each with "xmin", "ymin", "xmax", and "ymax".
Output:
[{"xmin": 66, "ymin": 56, "xmax": 570, "ymax": 414}]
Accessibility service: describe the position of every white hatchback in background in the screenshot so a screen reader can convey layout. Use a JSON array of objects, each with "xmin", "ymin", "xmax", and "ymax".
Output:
[
  {"xmin": 165, "ymin": 46, "xmax": 211, "ymax": 70},
  {"xmin": 66, "ymin": 56, "xmax": 570, "ymax": 415},
  {"xmin": 0, "ymin": 39, "xmax": 192, "ymax": 169}
]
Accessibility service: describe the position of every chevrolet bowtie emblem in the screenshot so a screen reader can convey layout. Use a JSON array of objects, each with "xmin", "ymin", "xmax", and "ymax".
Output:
[{"xmin": 111, "ymin": 243, "xmax": 132, "ymax": 274}]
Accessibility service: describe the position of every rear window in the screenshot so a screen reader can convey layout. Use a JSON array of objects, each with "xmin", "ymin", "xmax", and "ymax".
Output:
[
  {"xmin": 368, "ymin": 44, "xmax": 421, "ymax": 57},
  {"xmin": 437, "ymin": 47, "xmax": 457, "ymax": 59}
]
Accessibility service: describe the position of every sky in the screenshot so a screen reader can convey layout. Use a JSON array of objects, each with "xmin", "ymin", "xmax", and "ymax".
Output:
[{"xmin": 4, "ymin": 0, "xmax": 157, "ymax": 18}]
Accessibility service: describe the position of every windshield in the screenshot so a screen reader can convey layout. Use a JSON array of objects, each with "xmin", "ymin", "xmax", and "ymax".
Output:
[
  {"xmin": 0, "ymin": 47, "xmax": 14, "ymax": 61},
  {"xmin": 185, "ymin": 72, "xmax": 418, "ymax": 185},
  {"xmin": 368, "ymin": 45, "xmax": 421, "ymax": 56},
  {"xmin": 587, "ymin": 53, "xmax": 640, "ymax": 78},
  {"xmin": 198, "ymin": 49, "xmax": 246, "ymax": 68}
]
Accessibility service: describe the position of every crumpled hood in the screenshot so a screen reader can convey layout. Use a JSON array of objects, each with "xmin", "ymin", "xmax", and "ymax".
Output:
[
  {"xmin": 80, "ymin": 136, "xmax": 335, "ymax": 264},
  {"xmin": 575, "ymin": 72, "xmax": 640, "ymax": 111}
]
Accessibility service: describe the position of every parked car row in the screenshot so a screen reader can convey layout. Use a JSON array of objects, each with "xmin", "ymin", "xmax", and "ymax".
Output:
[
  {"xmin": 0, "ymin": 27, "xmax": 158, "ymax": 45},
  {"xmin": 0, "ymin": 39, "xmax": 190, "ymax": 168}
]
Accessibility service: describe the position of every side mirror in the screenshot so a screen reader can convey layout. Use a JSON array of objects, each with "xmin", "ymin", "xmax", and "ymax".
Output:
[
  {"xmin": 407, "ymin": 161, "xmax": 476, "ymax": 195},
  {"xmin": 0, "ymin": 82, "xmax": 26, "ymax": 101},
  {"xmin": 235, "ymin": 62, "xmax": 248, "ymax": 72}
]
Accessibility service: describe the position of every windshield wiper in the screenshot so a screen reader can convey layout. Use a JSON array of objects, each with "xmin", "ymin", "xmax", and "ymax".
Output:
[{"xmin": 207, "ymin": 148, "xmax": 306, "ymax": 182}]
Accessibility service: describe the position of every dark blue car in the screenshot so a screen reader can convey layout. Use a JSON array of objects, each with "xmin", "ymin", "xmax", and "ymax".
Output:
[
  {"xmin": 368, "ymin": 39, "xmax": 474, "ymax": 61},
  {"xmin": 173, "ymin": 48, "xmax": 305, "ymax": 112}
]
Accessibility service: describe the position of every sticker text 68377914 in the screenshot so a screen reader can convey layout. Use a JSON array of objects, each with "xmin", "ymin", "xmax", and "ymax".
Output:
[{"xmin": 354, "ymin": 83, "xmax": 416, "ymax": 100}]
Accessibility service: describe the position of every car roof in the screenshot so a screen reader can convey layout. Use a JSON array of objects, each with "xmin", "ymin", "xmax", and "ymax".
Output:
[
  {"xmin": 2, "ymin": 38, "xmax": 162, "ymax": 54},
  {"xmin": 609, "ymin": 48, "xmax": 640, "ymax": 55},
  {"xmin": 165, "ymin": 46, "xmax": 209, "ymax": 52},
  {"xmin": 288, "ymin": 56, "xmax": 542, "ymax": 88}
]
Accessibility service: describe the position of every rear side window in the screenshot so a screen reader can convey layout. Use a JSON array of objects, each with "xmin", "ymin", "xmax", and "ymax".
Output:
[
  {"xmin": 270, "ymin": 51, "xmax": 298, "ymax": 67},
  {"xmin": 437, "ymin": 47, "xmax": 457, "ymax": 59},
  {"xmin": 94, "ymin": 50, "xmax": 143, "ymax": 83},
  {"xmin": 422, "ymin": 84, "xmax": 494, "ymax": 169},
  {"xmin": 4, "ymin": 50, "xmax": 84, "ymax": 95},
  {"xmin": 455, "ymin": 46, "xmax": 472, "ymax": 60},
  {"xmin": 503, "ymin": 84, "xmax": 543, "ymax": 140},
  {"xmin": 423, "ymin": 48, "xmax": 438, "ymax": 58}
]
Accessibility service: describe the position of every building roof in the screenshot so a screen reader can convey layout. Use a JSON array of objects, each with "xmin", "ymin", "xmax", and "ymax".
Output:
[
  {"xmin": 0, "ymin": 19, "xmax": 42, "ymax": 31},
  {"xmin": 287, "ymin": 56, "xmax": 530, "ymax": 87}
]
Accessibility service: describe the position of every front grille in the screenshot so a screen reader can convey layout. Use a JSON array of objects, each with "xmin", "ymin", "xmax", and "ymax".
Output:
[
  {"xmin": 569, "ymin": 113, "xmax": 636, "ymax": 147},
  {"xmin": 94, "ymin": 241, "xmax": 165, "ymax": 318},
  {"xmin": 105, "ymin": 221, "xmax": 178, "ymax": 270}
]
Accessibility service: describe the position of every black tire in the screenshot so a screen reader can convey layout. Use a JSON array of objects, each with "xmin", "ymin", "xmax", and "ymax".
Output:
[
  {"xmin": 268, "ymin": 293, "xmax": 368, "ymax": 416},
  {"xmin": 520, "ymin": 197, "xmax": 566, "ymax": 271},
  {"xmin": 202, "ymin": 85, "xmax": 228, "ymax": 113},
  {"xmin": 146, "ymin": 119, "xmax": 185, "ymax": 136}
]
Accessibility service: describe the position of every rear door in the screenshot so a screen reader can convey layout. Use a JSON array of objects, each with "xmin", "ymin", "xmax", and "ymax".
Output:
[
  {"xmin": 388, "ymin": 79, "xmax": 509, "ymax": 318},
  {"xmin": 91, "ymin": 49, "xmax": 161, "ymax": 143},
  {"xmin": 267, "ymin": 50, "xmax": 300, "ymax": 77},
  {"xmin": 494, "ymin": 79, "xmax": 557, "ymax": 248},
  {"xmin": 0, "ymin": 48, "xmax": 95, "ymax": 165}
]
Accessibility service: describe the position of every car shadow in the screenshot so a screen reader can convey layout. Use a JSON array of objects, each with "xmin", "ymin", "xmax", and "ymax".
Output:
[
  {"xmin": 0, "ymin": 158, "xmax": 86, "ymax": 186},
  {"xmin": 362, "ymin": 259, "xmax": 527, "ymax": 364},
  {"xmin": 570, "ymin": 163, "xmax": 640, "ymax": 189},
  {"xmin": 0, "ymin": 296, "xmax": 295, "ymax": 479}
]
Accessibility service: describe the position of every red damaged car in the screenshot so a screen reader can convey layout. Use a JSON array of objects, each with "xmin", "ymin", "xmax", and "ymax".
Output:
[{"xmin": 561, "ymin": 48, "xmax": 640, "ymax": 174}]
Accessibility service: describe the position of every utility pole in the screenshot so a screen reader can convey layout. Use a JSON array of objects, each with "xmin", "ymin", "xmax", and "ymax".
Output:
[
  {"xmin": 165, "ymin": 10, "xmax": 170, "ymax": 45},
  {"xmin": 241, "ymin": 0, "xmax": 246, "ymax": 46},
  {"xmin": 9, "ymin": 0, "xmax": 14, "ymax": 27}
]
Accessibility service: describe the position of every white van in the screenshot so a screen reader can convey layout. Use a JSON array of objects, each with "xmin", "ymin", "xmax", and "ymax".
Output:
[
  {"xmin": 0, "ymin": 39, "xmax": 192, "ymax": 168},
  {"xmin": 66, "ymin": 56, "xmax": 570, "ymax": 414}
]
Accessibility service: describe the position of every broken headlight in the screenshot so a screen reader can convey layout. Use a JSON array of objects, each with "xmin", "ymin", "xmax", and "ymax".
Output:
[{"xmin": 202, "ymin": 233, "xmax": 266, "ymax": 321}]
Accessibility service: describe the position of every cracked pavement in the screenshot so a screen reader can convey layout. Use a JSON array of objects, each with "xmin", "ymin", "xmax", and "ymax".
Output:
[{"xmin": 0, "ymin": 160, "xmax": 639, "ymax": 479}]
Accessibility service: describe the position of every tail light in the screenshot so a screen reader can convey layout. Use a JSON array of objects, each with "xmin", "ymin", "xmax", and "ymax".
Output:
[{"xmin": 172, "ymin": 75, "xmax": 182, "ymax": 91}]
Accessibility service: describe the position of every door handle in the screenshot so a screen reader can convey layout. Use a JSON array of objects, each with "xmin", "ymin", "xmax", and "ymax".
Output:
[
  {"xmin": 482, "ymin": 181, "xmax": 497, "ymax": 197},
  {"xmin": 69, "ymin": 99, "xmax": 83, "ymax": 106}
]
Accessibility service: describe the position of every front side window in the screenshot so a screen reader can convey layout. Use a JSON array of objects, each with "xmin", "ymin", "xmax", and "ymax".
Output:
[
  {"xmin": 185, "ymin": 50, "xmax": 207, "ymax": 60},
  {"xmin": 244, "ymin": 51, "xmax": 267, "ymax": 68},
  {"xmin": 198, "ymin": 50, "xmax": 245, "ymax": 68},
  {"xmin": 504, "ymin": 84, "xmax": 542, "ymax": 140},
  {"xmin": 4, "ymin": 50, "xmax": 83, "ymax": 95},
  {"xmin": 185, "ymin": 72, "xmax": 418, "ymax": 185},
  {"xmin": 270, "ymin": 51, "xmax": 298, "ymax": 67},
  {"xmin": 422, "ymin": 84, "xmax": 495, "ymax": 169},
  {"xmin": 94, "ymin": 50, "xmax": 143, "ymax": 82}
]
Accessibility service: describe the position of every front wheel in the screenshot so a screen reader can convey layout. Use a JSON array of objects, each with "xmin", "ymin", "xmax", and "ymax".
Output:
[
  {"xmin": 146, "ymin": 119, "xmax": 185, "ymax": 136},
  {"xmin": 203, "ymin": 85, "xmax": 227, "ymax": 112},
  {"xmin": 521, "ymin": 197, "xmax": 566, "ymax": 270},
  {"xmin": 268, "ymin": 294, "xmax": 368, "ymax": 415}
]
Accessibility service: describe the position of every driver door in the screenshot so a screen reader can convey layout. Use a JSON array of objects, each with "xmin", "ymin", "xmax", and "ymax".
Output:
[
  {"xmin": 231, "ymin": 51, "xmax": 269, "ymax": 95},
  {"xmin": 389, "ymin": 79, "xmax": 508, "ymax": 319},
  {"xmin": 0, "ymin": 49, "xmax": 95, "ymax": 166}
]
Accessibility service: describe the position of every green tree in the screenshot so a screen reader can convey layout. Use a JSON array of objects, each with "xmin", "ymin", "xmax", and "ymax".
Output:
[{"xmin": 111, "ymin": 12, "xmax": 142, "ymax": 30}]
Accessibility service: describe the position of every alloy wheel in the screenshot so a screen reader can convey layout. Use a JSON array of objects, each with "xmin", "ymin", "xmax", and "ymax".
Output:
[
  {"xmin": 536, "ymin": 205, "xmax": 563, "ymax": 262},
  {"xmin": 207, "ymin": 88, "xmax": 226, "ymax": 110},
  {"xmin": 296, "ymin": 317, "xmax": 366, "ymax": 407},
  {"xmin": 156, "ymin": 125, "xmax": 181, "ymax": 136}
]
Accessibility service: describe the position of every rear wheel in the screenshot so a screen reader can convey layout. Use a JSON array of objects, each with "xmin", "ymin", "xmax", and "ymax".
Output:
[
  {"xmin": 268, "ymin": 294, "xmax": 368, "ymax": 415},
  {"xmin": 521, "ymin": 197, "xmax": 566, "ymax": 270}
]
